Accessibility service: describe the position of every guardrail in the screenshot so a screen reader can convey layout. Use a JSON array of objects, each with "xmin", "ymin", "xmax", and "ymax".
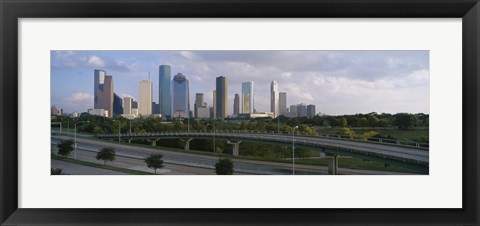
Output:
[{"xmin": 95, "ymin": 130, "xmax": 429, "ymax": 150}]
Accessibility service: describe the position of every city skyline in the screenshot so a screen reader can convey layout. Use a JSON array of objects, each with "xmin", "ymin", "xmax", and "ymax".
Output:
[{"xmin": 51, "ymin": 50, "xmax": 430, "ymax": 115}]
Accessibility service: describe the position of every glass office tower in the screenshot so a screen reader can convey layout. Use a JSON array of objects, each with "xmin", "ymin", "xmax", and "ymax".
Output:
[
  {"xmin": 172, "ymin": 73, "xmax": 190, "ymax": 118},
  {"xmin": 241, "ymin": 81, "xmax": 254, "ymax": 114},
  {"xmin": 271, "ymin": 80, "xmax": 279, "ymax": 117},
  {"xmin": 159, "ymin": 65, "xmax": 172, "ymax": 117},
  {"xmin": 216, "ymin": 76, "xmax": 228, "ymax": 119},
  {"xmin": 94, "ymin": 69, "xmax": 114, "ymax": 118}
]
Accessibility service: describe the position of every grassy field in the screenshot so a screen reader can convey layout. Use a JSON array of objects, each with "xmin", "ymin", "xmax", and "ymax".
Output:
[
  {"xmin": 244, "ymin": 156, "xmax": 421, "ymax": 174},
  {"xmin": 52, "ymin": 132, "xmax": 424, "ymax": 174},
  {"xmin": 51, "ymin": 153, "xmax": 155, "ymax": 175},
  {"xmin": 317, "ymin": 127, "xmax": 429, "ymax": 142}
]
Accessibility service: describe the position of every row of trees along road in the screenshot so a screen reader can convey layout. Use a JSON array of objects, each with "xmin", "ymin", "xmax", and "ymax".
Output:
[
  {"xmin": 54, "ymin": 140, "xmax": 235, "ymax": 175},
  {"xmin": 52, "ymin": 112, "xmax": 428, "ymax": 136},
  {"xmin": 55, "ymin": 140, "xmax": 164, "ymax": 174}
]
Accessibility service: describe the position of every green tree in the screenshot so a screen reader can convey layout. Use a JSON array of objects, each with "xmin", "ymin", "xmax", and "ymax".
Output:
[
  {"xmin": 357, "ymin": 117, "xmax": 368, "ymax": 127},
  {"xmin": 340, "ymin": 117, "xmax": 348, "ymax": 127},
  {"xmin": 57, "ymin": 139, "xmax": 74, "ymax": 157},
  {"xmin": 377, "ymin": 118, "xmax": 389, "ymax": 128},
  {"xmin": 362, "ymin": 131, "xmax": 378, "ymax": 138},
  {"xmin": 215, "ymin": 157, "xmax": 234, "ymax": 175},
  {"xmin": 299, "ymin": 124, "xmax": 316, "ymax": 135},
  {"xmin": 368, "ymin": 116, "xmax": 379, "ymax": 129},
  {"xmin": 340, "ymin": 128, "xmax": 355, "ymax": 137},
  {"xmin": 239, "ymin": 121, "xmax": 248, "ymax": 130},
  {"xmin": 322, "ymin": 120, "xmax": 329, "ymax": 128},
  {"xmin": 96, "ymin": 147, "xmax": 116, "ymax": 165},
  {"xmin": 395, "ymin": 113, "xmax": 414, "ymax": 129},
  {"xmin": 51, "ymin": 168, "xmax": 65, "ymax": 175},
  {"xmin": 144, "ymin": 154, "xmax": 164, "ymax": 174}
]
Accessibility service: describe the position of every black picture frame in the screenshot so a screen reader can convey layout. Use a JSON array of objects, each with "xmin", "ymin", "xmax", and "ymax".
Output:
[{"xmin": 1, "ymin": 0, "xmax": 479, "ymax": 225}]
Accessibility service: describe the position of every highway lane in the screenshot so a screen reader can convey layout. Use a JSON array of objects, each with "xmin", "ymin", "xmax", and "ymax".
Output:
[
  {"xmin": 52, "ymin": 135, "xmax": 418, "ymax": 175},
  {"xmin": 52, "ymin": 159, "xmax": 128, "ymax": 175},
  {"xmin": 53, "ymin": 150, "xmax": 225, "ymax": 175},
  {"xmin": 108, "ymin": 132, "xmax": 429, "ymax": 164},
  {"xmin": 52, "ymin": 136, "xmax": 321, "ymax": 175},
  {"xmin": 227, "ymin": 132, "xmax": 429, "ymax": 162}
]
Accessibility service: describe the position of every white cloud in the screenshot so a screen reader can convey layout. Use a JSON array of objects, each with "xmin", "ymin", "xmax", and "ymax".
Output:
[
  {"xmin": 179, "ymin": 51, "xmax": 196, "ymax": 60},
  {"xmin": 52, "ymin": 50, "xmax": 430, "ymax": 115},
  {"xmin": 87, "ymin": 56, "xmax": 105, "ymax": 67},
  {"xmin": 52, "ymin": 51, "xmax": 87, "ymax": 68},
  {"xmin": 65, "ymin": 92, "xmax": 93, "ymax": 103}
]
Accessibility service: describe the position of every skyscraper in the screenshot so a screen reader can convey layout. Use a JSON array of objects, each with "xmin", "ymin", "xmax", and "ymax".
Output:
[
  {"xmin": 242, "ymin": 81, "xmax": 254, "ymax": 114},
  {"xmin": 172, "ymin": 73, "xmax": 190, "ymax": 118},
  {"xmin": 94, "ymin": 69, "xmax": 114, "ymax": 118},
  {"xmin": 51, "ymin": 106, "xmax": 62, "ymax": 116},
  {"xmin": 233, "ymin": 93, "xmax": 240, "ymax": 115},
  {"xmin": 307, "ymin": 104, "xmax": 316, "ymax": 117},
  {"xmin": 213, "ymin": 90, "xmax": 216, "ymax": 119},
  {"xmin": 279, "ymin": 92, "xmax": 287, "ymax": 116},
  {"xmin": 216, "ymin": 76, "xmax": 228, "ymax": 120},
  {"xmin": 270, "ymin": 80, "xmax": 279, "ymax": 117},
  {"xmin": 296, "ymin": 103, "xmax": 307, "ymax": 117},
  {"xmin": 159, "ymin": 65, "xmax": 172, "ymax": 117},
  {"xmin": 152, "ymin": 102, "xmax": 160, "ymax": 114},
  {"xmin": 123, "ymin": 96, "xmax": 132, "ymax": 114},
  {"xmin": 194, "ymin": 93, "xmax": 207, "ymax": 117},
  {"xmin": 139, "ymin": 80, "xmax": 152, "ymax": 116},
  {"xmin": 289, "ymin": 104, "xmax": 297, "ymax": 117},
  {"xmin": 113, "ymin": 93, "xmax": 123, "ymax": 115}
]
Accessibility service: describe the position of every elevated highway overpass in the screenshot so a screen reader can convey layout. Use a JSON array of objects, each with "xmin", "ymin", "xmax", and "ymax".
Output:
[{"xmin": 96, "ymin": 131, "xmax": 429, "ymax": 174}]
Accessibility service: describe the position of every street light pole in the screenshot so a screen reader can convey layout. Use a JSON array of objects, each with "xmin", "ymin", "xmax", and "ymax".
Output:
[
  {"xmin": 208, "ymin": 123, "xmax": 215, "ymax": 153},
  {"xmin": 113, "ymin": 120, "xmax": 121, "ymax": 143},
  {"xmin": 213, "ymin": 123, "xmax": 215, "ymax": 153},
  {"xmin": 292, "ymin": 125, "xmax": 299, "ymax": 175},
  {"xmin": 74, "ymin": 121, "xmax": 89, "ymax": 160},
  {"xmin": 277, "ymin": 116, "xmax": 280, "ymax": 134},
  {"xmin": 51, "ymin": 122, "xmax": 62, "ymax": 134}
]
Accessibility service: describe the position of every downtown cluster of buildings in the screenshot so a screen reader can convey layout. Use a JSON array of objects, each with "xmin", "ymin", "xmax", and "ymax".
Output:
[{"xmin": 53, "ymin": 65, "xmax": 317, "ymax": 120}]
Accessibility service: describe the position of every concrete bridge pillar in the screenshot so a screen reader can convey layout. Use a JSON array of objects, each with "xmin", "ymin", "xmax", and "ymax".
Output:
[
  {"xmin": 181, "ymin": 138, "xmax": 194, "ymax": 151},
  {"xmin": 148, "ymin": 138, "xmax": 160, "ymax": 146},
  {"xmin": 227, "ymin": 140, "xmax": 242, "ymax": 157},
  {"xmin": 327, "ymin": 154, "xmax": 339, "ymax": 175}
]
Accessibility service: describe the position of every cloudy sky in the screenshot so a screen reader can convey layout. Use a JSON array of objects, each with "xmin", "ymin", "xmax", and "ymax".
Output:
[{"xmin": 51, "ymin": 50, "xmax": 429, "ymax": 115}]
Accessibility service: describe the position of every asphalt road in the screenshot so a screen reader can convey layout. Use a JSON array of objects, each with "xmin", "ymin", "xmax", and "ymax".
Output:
[
  {"xmin": 103, "ymin": 131, "xmax": 429, "ymax": 164},
  {"xmin": 51, "ymin": 159, "xmax": 128, "ymax": 175},
  {"xmin": 52, "ymin": 135, "xmax": 418, "ymax": 175},
  {"xmin": 52, "ymin": 150, "xmax": 225, "ymax": 175}
]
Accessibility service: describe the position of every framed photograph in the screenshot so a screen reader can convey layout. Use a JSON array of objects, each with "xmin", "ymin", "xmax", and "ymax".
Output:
[{"xmin": 1, "ymin": 0, "xmax": 479, "ymax": 225}]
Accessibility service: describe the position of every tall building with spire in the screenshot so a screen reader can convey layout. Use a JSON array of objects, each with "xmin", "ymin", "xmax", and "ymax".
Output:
[
  {"xmin": 270, "ymin": 80, "xmax": 279, "ymax": 117},
  {"xmin": 94, "ymin": 69, "xmax": 114, "ymax": 117},
  {"xmin": 159, "ymin": 65, "xmax": 172, "ymax": 117}
]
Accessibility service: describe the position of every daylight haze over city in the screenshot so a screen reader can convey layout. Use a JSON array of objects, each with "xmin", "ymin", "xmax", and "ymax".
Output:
[
  {"xmin": 51, "ymin": 50, "xmax": 429, "ymax": 117},
  {"xmin": 50, "ymin": 50, "xmax": 429, "ymax": 176}
]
